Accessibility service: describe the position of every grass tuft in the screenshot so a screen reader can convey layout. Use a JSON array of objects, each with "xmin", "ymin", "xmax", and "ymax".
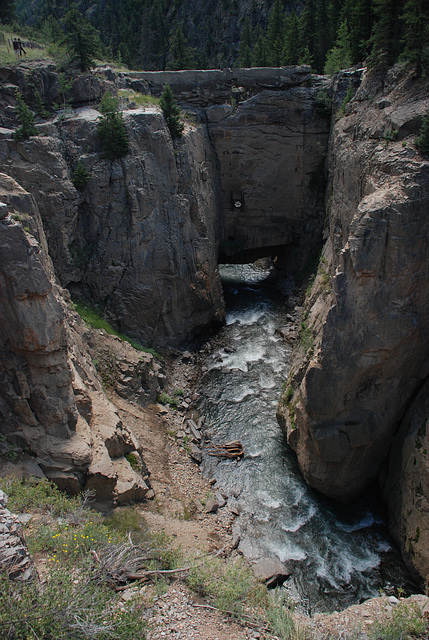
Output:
[{"xmin": 73, "ymin": 301, "xmax": 163, "ymax": 360}]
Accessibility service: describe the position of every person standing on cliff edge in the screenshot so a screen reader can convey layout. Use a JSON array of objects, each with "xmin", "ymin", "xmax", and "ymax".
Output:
[
  {"xmin": 17, "ymin": 38, "xmax": 26, "ymax": 57},
  {"xmin": 12, "ymin": 38, "xmax": 19, "ymax": 59}
]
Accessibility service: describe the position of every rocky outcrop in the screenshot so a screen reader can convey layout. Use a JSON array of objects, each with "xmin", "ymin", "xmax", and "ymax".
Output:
[
  {"xmin": 0, "ymin": 490, "xmax": 36, "ymax": 582},
  {"xmin": 277, "ymin": 67, "xmax": 429, "ymax": 580},
  {"xmin": 0, "ymin": 173, "xmax": 156, "ymax": 502},
  {"xmin": 0, "ymin": 105, "xmax": 225, "ymax": 348},
  {"xmin": 382, "ymin": 379, "xmax": 429, "ymax": 584},
  {"xmin": 207, "ymin": 84, "xmax": 330, "ymax": 267},
  {"xmin": 124, "ymin": 66, "xmax": 313, "ymax": 106},
  {"xmin": 0, "ymin": 64, "xmax": 333, "ymax": 346}
]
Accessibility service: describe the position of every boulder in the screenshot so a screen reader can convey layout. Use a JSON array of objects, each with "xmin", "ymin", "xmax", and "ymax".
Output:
[{"xmin": 252, "ymin": 557, "xmax": 291, "ymax": 588}]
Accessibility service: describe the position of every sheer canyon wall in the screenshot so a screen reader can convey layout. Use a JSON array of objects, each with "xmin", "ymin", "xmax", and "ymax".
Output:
[{"xmin": 277, "ymin": 66, "xmax": 429, "ymax": 584}]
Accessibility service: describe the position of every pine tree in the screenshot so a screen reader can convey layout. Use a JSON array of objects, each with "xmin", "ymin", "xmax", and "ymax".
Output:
[
  {"xmin": 238, "ymin": 17, "xmax": 253, "ymax": 67},
  {"xmin": 370, "ymin": 0, "xmax": 403, "ymax": 66},
  {"xmin": 62, "ymin": 3, "xmax": 101, "ymax": 72},
  {"xmin": 300, "ymin": 0, "xmax": 318, "ymax": 68},
  {"xmin": 313, "ymin": 0, "xmax": 331, "ymax": 72},
  {"xmin": 415, "ymin": 112, "xmax": 429, "ymax": 154},
  {"xmin": 149, "ymin": 0, "xmax": 169, "ymax": 69},
  {"xmin": 324, "ymin": 20, "xmax": 352, "ymax": 74},
  {"xmin": 299, "ymin": 45, "xmax": 314, "ymax": 67},
  {"xmin": 401, "ymin": 0, "xmax": 429, "ymax": 73},
  {"xmin": 160, "ymin": 84, "xmax": 184, "ymax": 139},
  {"xmin": 97, "ymin": 92, "xmax": 129, "ymax": 160},
  {"xmin": 265, "ymin": 0, "xmax": 285, "ymax": 66},
  {"xmin": 252, "ymin": 31, "xmax": 268, "ymax": 67},
  {"xmin": 71, "ymin": 161, "xmax": 91, "ymax": 190},
  {"xmin": 168, "ymin": 24, "xmax": 194, "ymax": 70},
  {"xmin": 347, "ymin": 0, "xmax": 373, "ymax": 64},
  {"xmin": 282, "ymin": 12, "xmax": 301, "ymax": 65},
  {"xmin": 14, "ymin": 92, "xmax": 38, "ymax": 141}
]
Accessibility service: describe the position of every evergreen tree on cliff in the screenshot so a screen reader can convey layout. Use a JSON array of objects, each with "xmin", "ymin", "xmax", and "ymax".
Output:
[
  {"xmin": 62, "ymin": 3, "xmax": 101, "ymax": 72},
  {"xmin": 282, "ymin": 12, "xmax": 301, "ymax": 65},
  {"xmin": 148, "ymin": 0, "xmax": 169, "ymax": 69},
  {"xmin": 97, "ymin": 91, "xmax": 129, "ymax": 160},
  {"xmin": 324, "ymin": 20, "xmax": 352, "ymax": 74},
  {"xmin": 401, "ymin": 0, "xmax": 429, "ymax": 74},
  {"xmin": 160, "ymin": 84, "xmax": 183, "ymax": 139},
  {"xmin": 238, "ymin": 17, "xmax": 253, "ymax": 68},
  {"xmin": 370, "ymin": 0, "xmax": 403, "ymax": 66}
]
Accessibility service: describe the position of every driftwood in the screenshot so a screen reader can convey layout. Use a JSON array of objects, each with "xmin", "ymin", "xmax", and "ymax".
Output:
[{"xmin": 207, "ymin": 441, "xmax": 244, "ymax": 459}]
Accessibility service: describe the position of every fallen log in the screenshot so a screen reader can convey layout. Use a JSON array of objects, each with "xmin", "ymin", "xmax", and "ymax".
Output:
[{"xmin": 207, "ymin": 441, "xmax": 244, "ymax": 459}]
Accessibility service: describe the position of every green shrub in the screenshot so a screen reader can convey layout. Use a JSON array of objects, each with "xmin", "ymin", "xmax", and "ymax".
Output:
[
  {"xmin": 72, "ymin": 160, "xmax": 91, "ymax": 190},
  {"xmin": 73, "ymin": 301, "xmax": 162, "ymax": 359},
  {"xmin": 104, "ymin": 506, "xmax": 147, "ymax": 537},
  {"xmin": 0, "ymin": 568, "xmax": 146, "ymax": 640},
  {"xmin": 265, "ymin": 590, "xmax": 311, "ymax": 640},
  {"xmin": 369, "ymin": 601, "xmax": 428, "ymax": 640},
  {"xmin": 299, "ymin": 321, "xmax": 314, "ymax": 354},
  {"xmin": 314, "ymin": 90, "xmax": 332, "ymax": 118},
  {"xmin": 157, "ymin": 391, "xmax": 179, "ymax": 407},
  {"xmin": 0, "ymin": 477, "xmax": 80, "ymax": 515},
  {"xmin": 97, "ymin": 91, "xmax": 129, "ymax": 160},
  {"xmin": 187, "ymin": 555, "xmax": 263, "ymax": 614},
  {"xmin": 34, "ymin": 88, "xmax": 49, "ymax": 118},
  {"xmin": 14, "ymin": 91, "xmax": 38, "ymax": 140},
  {"xmin": 285, "ymin": 386, "xmax": 294, "ymax": 403},
  {"xmin": 125, "ymin": 452, "xmax": 140, "ymax": 472},
  {"xmin": 415, "ymin": 112, "xmax": 429, "ymax": 155},
  {"xmin": 160, "ymin": 84, "xmax": 184, "ymax": 139},
  {"xmin": 336, "ymin": 83, "xmax": 356, "ymax": 119}
]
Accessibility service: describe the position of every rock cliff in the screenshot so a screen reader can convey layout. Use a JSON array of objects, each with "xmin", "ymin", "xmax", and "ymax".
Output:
[
  {"xmin": 0, "ymin": 64, "xmax": 225, "ymax": 348},
  {"xmin": 0, "ymin": 63, "xmax": 327, "ymax": 502},
  {"xmin": 277, "ymin": 66, "xmax": 429, "ymax": 583},
  {"xmin": 0, "ymin": 173, "xmax": 158, "ymax": 501},
  {"xmin": 1, "ymin": 60, "xmax": 428, "ymax": 585}
]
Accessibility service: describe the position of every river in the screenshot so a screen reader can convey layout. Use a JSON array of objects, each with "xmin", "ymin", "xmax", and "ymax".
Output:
[{"xmin": 197, "ymin": 263, "xmax": 417, "ymax": 614}]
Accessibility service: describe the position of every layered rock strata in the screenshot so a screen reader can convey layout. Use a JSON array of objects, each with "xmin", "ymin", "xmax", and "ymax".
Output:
[
  {"xmin": 277, "ymin": 67, "xmax": 429, "ymax": 582},
  {"xmin": 0, "ymin": 173, "xmax": 158, "ymax": 501},
  {"xmin": 0, "ymin": 106, "xmax": 225, "ymax": 348}
]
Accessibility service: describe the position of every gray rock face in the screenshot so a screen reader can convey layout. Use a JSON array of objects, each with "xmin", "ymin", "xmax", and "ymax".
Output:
[
  {"xmin": 0, "ymin": 491, "xmax": 37, "ymax": 581},
  {"xmin": 0, "ymin": 173, "xmax": 155, "ymax": 502},
  {"xmin": 124, "ymin": 66, "xmax": 313, "ymax": 106},
  {"xmin": 0, "ymin": 104, "xmax": 225, "ymax": 347},
  {"xmin": 207, "ymin": 86, "xmax": 330, "ymax": 267},
  {"xmin": 277, "ymin": 68, "xmax": 429, "ymax": 578},
  {"xmin": 0, "ymin": 65, "xmax": 331, "ymax": 347},
  {"xmin": 381, "ymin": 380, "xmax": 429, "ymax": 585}
]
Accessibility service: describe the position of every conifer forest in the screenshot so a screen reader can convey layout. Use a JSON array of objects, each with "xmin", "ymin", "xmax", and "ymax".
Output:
[{"xmin": 7, "ymin": 0, "xmax": 429, "ymax": 75}]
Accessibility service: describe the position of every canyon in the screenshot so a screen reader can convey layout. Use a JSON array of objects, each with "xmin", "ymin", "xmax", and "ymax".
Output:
[{"xmin": 0, "ymin": 61, "xmax": 428, "ymax": 587}]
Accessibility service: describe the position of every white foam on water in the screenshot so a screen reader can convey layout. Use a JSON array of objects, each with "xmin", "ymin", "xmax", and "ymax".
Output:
[
  {"xmin": 256, "ymin": 491, "xmax": 283, "ymax": 509},
  {"xmin": 280, "ymin": 504, "xmax": 318, "ymax": 532},
  {"xmin": 225, "ymin": 310, "xmax": 260, "ymax": 326},
  {"xmin": 377, "ymin": 540, "xmax": 391, "ymax": 553},
  {"xmin": 316, "ymin": 545, "xmax": 381, "ymax": 587},
  {"xmin": 231, "ymin": 386, "xmax": 255, "ymax": 403},
  {"xmin": 336, "ymin": 512, "xmax": 377, "ymax": 532},
  {"xmin": 221, "ymin": 343, "xmax": 266, "ymax": 369},
  {"xmin": 258, "ymin": 373, "xmax": 276, "ymax": 389},
  {"xmin": 272, "ymin": 542, "xmax": 307, "ymax": 563}
]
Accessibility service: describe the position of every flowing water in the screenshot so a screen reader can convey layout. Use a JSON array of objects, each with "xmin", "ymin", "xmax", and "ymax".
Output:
[{"xmin": 198, "ymin": 263, "xmax": 417, "ymax": 614}]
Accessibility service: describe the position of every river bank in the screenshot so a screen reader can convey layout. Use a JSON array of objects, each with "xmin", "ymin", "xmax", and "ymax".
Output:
[{"xmin": 106, "ymin": 347, "xmax": 429, "ymax": 640}]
